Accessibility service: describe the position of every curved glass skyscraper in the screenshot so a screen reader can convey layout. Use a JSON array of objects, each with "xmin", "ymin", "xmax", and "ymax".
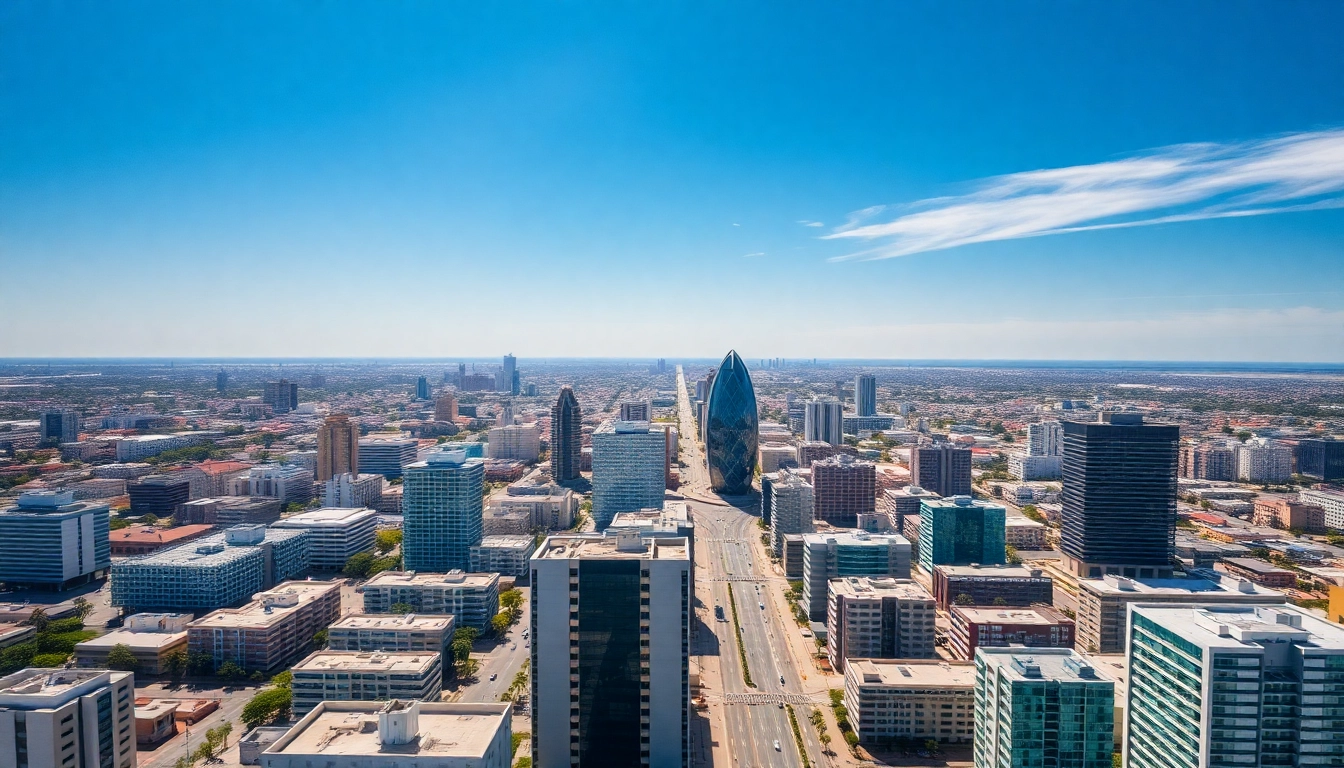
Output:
[{"xmin": 705, "ymin": 350, "xmax": 758, "ymax": 494}]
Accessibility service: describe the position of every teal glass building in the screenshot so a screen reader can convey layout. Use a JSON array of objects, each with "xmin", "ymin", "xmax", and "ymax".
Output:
[
  {"xmin": 918, "ymin": 496, "xmax": 1006, "ymax": 573},
  {"xmin": 704, "ymin": 350, "xmax": 758, "ymax": 494},
  {"xmin": 402, "ymin": 448, "xmax": 486, "ymax": 572}
]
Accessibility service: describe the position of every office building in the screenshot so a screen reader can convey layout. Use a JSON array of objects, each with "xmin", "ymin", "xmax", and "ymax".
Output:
[
  {"xmin": 550, "ymin": 387, "xmax": 583, "ymax": 484},
  {"xmin": 881, "ymin": 485, "xmax": 940, "ymax": 531},
  {"xmin": 486, "ymin": 423, "xmax": 541, "ymax": 462},
  {"xmin": 217, "ymin": 369, "xmax": 228, "ymax": 392},
  {"xmin": 264, "ymin": 379, "xmax": 299, "ymax": 414},
  {"xmin": 496, "ymin": 354, "xmax": 517, "ymax": 395},
  {"xmin": 770, "ymin": 472, "xmax": 815, "ymax": 558},
  {"xmin": 1300, "ymin": 488, "xmax": 1344, "ymax": 530},
  {"xmin": 856, "ymin": 373, "xmax": 877, "ymax": 417},
  {"xmin": 39, "ymin": 408, "xmax": 80, "ymax": 445},
  {"xmin": 827, "ymin": 576, "xmax": 935, "ymax": 672},
  {"xmin": 619, "ymin": 400, "xmax": 653, "ymax": 422},
  {"xmin": 531, "ymin": 534, "xmax": 690, "ymax": 768},
  {"xmin": 178, "ymin": 496, "xmax": 283, "ymax": 527},
  {"xmin": 1235, "ymin": 437, "xmax": 1294, "ymax": 483},
  {"xmin": 272, "ymin": 507, "xmax": 379, "ymax": 570},
  {"xmin": 1060, "ymin": 414, "xmax": 1178, "ymax": 579},
  {"xmin": 0, "ymin": 668, "xmax": 137, "ymax": 768},
  {"xmin": 469, "ymin": 535, "xmax": 537, "ymax": 578},
  {"xmin": 402, "ymin": 449, "xmax": 485, "ymax": 573},
  {"xmin": 843, "ymin": 659, "xmax": 975, "ymax": 746},
  {"xmin": 812, "ymin": 454, "xmax": 876, "ymax": 527},
  {"xmin": 110, "ymin": 525, "xmax": 310, "ymax": 612},
  {"xmin": 1027, "ymin": 421, "xmax": 1063, "ymax": 457},
  {"xmin": 415, "ymin": 376, "xmax": 431, "ymax": 400},
  {"xmin": 187, "ymin": 580, "xmax": 342, "ymax": 674},
  {"xmin": 74, "ymin": 613, "xmax": 191, "ymax": 675},
  {"xmin": 128, "ymin": 474, "xmax": 192, "ymax": 517},
  {"xmin": 931, "ymin": 564, "xmax": 1054, "ymax": 611},
  {"xmin": 434, "ymin": 391, "xmax": 458, "ymax": 422},
  {"xmin": 948, "ymin": 605, "xmax": 1074, "ymax": 660},
  {"xmin": 322, "ymin": 472, "xmax": 384, "ymax": 509},
  {"xmin": 361, "ymin": 571, "xmax": 500, "ymax": 630},
  {"xmin": 291, "ymin": 651, "xmax": 442, "ymax": 716},
  {"xmin": 485, "ymin": 483, "xmax": 577, "ymax": 532},
  {"xmin": 973, "ymin": 648, "xmax": 1115, "ymax": 768},
  {"xmin": 357, "ymin": 437, "xmax": 419, "ymax": 479},
  {"xmin": 804, "ymin": 398, "xmax": 844, "ymax": 445},
  {"xmin": 591, "ymin": 421, "xmax": 666, "ymax": 528},
  {"xmin": 1251, "ymin": 497, "xmax": 1326, "ymax": 533},
  {"xmin": 259, "ymin": 700, "xmax": 512, "ymax": 768},
  {"xmin": 1217, "ymin": 557, "xmax": 1297, "ymax": 588},
  {"xmin": 910, "ymin": 444, "xmax": 973, "ymax": 498},
  {"xmin": 317, "ymin": 414, "xmax": 360, "ymax": 482},
  {"xmin": 758, "ymin": 444, "xmax": 798, "ymax": 474},
  {"xmin": 1297, "ymin": 437, "xmax": 1344, "ymax": 482},
  {"xmin": 918, "ymin": 496, "xmax": 1006, "ymax": 574},
  {"xmin": 1178, "ymin": 440, "xmax": 1237, "ymax": 481},
  {"xmin": 704, "ymin": 350, "xmax": 759, "ymax": 495},
  {"xmin": 802, "ymin": 532, "xmax": 912, "ymax": 620},
  {"xmin": 1124, "ymin": 604, "xmax": 1344, "ymax": 768},
  {"xmin": 109, "ymin": 432, "xmax": 220, "ymax": 463},
  {"xmin": 232, "ymin": 464, "xmax": 315, "ymax": 505},
  {"xmin": 1008, "ymin": 453, "xmax": 1063, "ymax": 481},
  {"xmin": 1003, "ymin": 517, "xmax": 1047, "ymax": 550},
  {"xmin": 327, "ymin": 614, "xmax": 454, "ymax": 657},
  {"xmin": 0, "ymin": 491, "xmax": 110, "ymax": 589},
  {"xmin": 1074, "ymin": 571, "xmax": 1286, "ymax": 654}
]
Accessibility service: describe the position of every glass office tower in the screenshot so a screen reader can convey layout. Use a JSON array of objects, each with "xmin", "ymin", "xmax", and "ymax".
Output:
[{"xmin": 705, "ymin": 350, "xmax": 758, "ymax": 494}]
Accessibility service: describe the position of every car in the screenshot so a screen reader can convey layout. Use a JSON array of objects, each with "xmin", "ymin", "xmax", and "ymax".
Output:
[
  {"xmin": 759, "ymin": 602, "xmax": 765, "ymax": 610},
  {"xmin": 489, "ymin": 673, "xmax": 498, "ymax": 681},
  {"xmin": 780, "ymin": 675, "xmax": 786, "ymax": 685},
  {"xmin": 773, "ymin": 740, "xmax": 781, "ymax": 751},
  {"xmin": 778, "ymin": 702, "xmax": 785, "ymax": 709}
]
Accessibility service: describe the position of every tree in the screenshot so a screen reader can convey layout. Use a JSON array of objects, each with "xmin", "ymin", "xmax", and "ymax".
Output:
[
  {"xmin": 217, "ymin": 661, "xmax": 246, "ymax": 682},
  {"xmin": 499, "ymin": 588, "xmax": 524, "ymax": 612},
  {"xmin": 105, "ymin": 644, "xmax": 139, "ymax": 671},
  {"xmin": 311, "ymin": 629, "xmax": 328, "ymax": 650},
  {"xmin": 992, "ymin": 597, "xmax": 1009, "ymax": 606},
  {"xmin": 1005, "ymin": 544, "xmax": 1022, "ymax": 565},
  {"xmin": 71, "ymin": 597, "xmax": 93, "ymax": 620},
  {"xmin": 24, "ymin": 608, "xmax": 49, "ymax": 632},
  {"xmin": 954, "ymin": 593, "xmax": 975, "ymax": 606},
  {"xmin": 490, "ymin": 612, "xmax": 512, "ymax": 636},
  {"xmin": 187, "ymin": 651, "xmax": 216, "ymax": 676},
  {"xmin": 241, "ymin": 687, "xmax": 292, "ymax": 729},
  {"xmin": 455, "ymin": 658, "xmax": 480, "ymax": 679},
  {"xmin": 163, "ymin": 650, "xmax": 187, "ymax": 683},
  {"xmin": 452, "ymin": 638, "xmax": 474, "ymax": 664},
  {"xmin": 343, "ymin": 552, "xmax": 375, "ymax": 578},
  {"xmin": 271, "ymin": 670, "xmax": 293, "ymax": 689},
  {"xmin": 374, "ymin": 529, "xmax": 403, "ymax": 554},
  {"xmin": 194, "ymin": 721, "xmax": 233, "ymax": 763},
  {"xmin": 390, "ymin": 602, "xmax": 415, "ymax": 615}
]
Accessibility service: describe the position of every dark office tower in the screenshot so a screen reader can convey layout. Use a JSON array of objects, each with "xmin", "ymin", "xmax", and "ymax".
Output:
[
  {"xmin": 812, "ymin": 454, "xmax": 876, "ymax": 527},
  {"xmin": 550, "ymin": 387, "xmax": 584, "ymax": 484},
  {"xmin": 263, "ymin": 379, "xmax": 299, "ymax": 414},
  {"xmin": 856, "ymin": 374, "xmax": 877, "ymax": 417},
  {"xmin": 1060, "ymin": 414, "xmax": 1179, "ymax": 579},
  {"xmin": 705, "ymin": 350, "xmax": 758, "ymax": 495},
  {"xmin": 216, "ymin": 369, "xmax": 228, "ymax": 393},
  {"xmin": 910, "ymin": 444, "xmax": 973, "ymax": 498},
  {"xmin": 1297, "ymin": 438, "xmax": 1344, "ymax": 482},
  {"xmin": 457, "ymin": 362, "xmax": 467, "ymax": 385},
  {"xmin": 511, "ymin": 369, "xmax": 520, "ymax": 396},
  {"xmin": 39, "ymin": 409, "xmax": 80, "ymax": 445},
  {"xmin": 127, "ymin": 475, "xmax": 191, "ymax": 517},
  {"xmin": 317, "ymin": 414, "xmax": 360, "ymax": 482},
  {"xmin": 415, "ymin": 376, "xmax": 430, "ymax": 400}
]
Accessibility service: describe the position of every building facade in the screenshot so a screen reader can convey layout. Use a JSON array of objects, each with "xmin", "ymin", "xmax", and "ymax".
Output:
[
  {"xmin": 486, "ymin": 424, "xmax": 541, "ymax": 462},
  {"xmin": 1296, "ymin": 437, "xmax": 1344, "ymax": 482},
  {"xmin": 317, "ymin": 414, "xmax": 360, "ymax": 482},
  {"xmin": 290, "ymin": 651, "xmax": 443, "ymax": 715},
  {"xmin": 804, "ymin": 398, "xmax": 844, "ymax": 445},
  {"xmin": 827, "ymin": 576, "xmax": 935, "ymax": 672},
  {"xmin": 263, "ymin": 379, "xmax": 299, "ymax": 413},
  {"xmin": 1300, "ymin": 488, "xmax": 1344, "ymax": 531},
  {"xmin": 40, "ymin": 409, "xmax": 80, "ymax": 445},
  {"xmin": 802, "ymin": 532, "xmax": 912, "ymax": 620},
  {"xmin": 272, "ymin": 507, "xmax": 379, "ymax": 570},
  {"xmin": 948, "ymin": 605, "xmax": 1074, "ymax": 661},
  {"xmin": 591, "ymin": 421, "xmax": 666, "ymax": 528},
  {"xmin": 769, "ymin": 472, "xmax": 814, "ymax": 558},
  {"xmin": 327, "ymin": 614, "xmax": 454, "ymax": 657},
  {"xmin": 402, "ymin": 449, "xmax": 485, "ymax": 573},
  {"xmin": 361, "ymin": 570, "xmax": 500, "ymax": 630},
  {"xmin": 0, "ymin": 668, "xmax": 137, "ymax": 768},
  {"xmin": 910, "ymin": 444, "xmax": 973, "ymax": 498},
  {"xmin": 704, "ymin": 350, "xmax": 758, "ymax": 495},
  {"xmin": 843, "ymin": 659, "xmax": 976, "ymax": 746},
  {"xmin": 931, "ymin": 565, "xmax": 1054, "ymax": 612},
  {"xmin": 469, "ymin": 535, "xmax": 537, "ymax": 578},
  {"xmin": 812, "ymin": 454, "xmax": 876, "ymax": 527},
  {"xmin": 855, "ymin": 373, "xmax": 877, "ymax": 417},
  {"xmin": 550, "ymin": 387, "xmax": 584, "ymax": 485},
  {"xmin": 0, "ymin": 491, "xmax": 110, "ymax": 590},
  {"xmin": 357, "ymin": 437, "xmax": 419, "ymax": 479},
  {"xmin": 187, "ymin": 580, "xmax": 342, "ymax": 673},
  {"xmin": 918, "ymin": 496, "xmax": 1007, "ymax": 574}
]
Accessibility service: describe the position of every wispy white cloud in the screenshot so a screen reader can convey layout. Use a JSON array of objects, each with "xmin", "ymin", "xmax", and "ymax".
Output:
[
  {"xmin": 797, "ymin": 220, "xmax": 824, "ymax": 227},
  {"xmin": 743, "ymin": 252, "xmax": 766, "ymax": 258},
  {"xmin": 825, "ymin": 129, "xmax": 1344, "ymax": 261}
]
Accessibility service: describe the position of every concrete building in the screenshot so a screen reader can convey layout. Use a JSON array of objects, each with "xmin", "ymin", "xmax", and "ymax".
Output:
[
  {"xmin": 484, "ymin": 484, "xmax": 577, "ymax": 532},
  {"xmin": 290, "ymin": 651, "xmax": 443, "ymax": 715},
  {"xmin": 327, "ymin": 614, "xmax": 454, "ymax": 657},
  {"xmin": 1027, "ymin": 421, "xmax": 1063, "ymax": 457},
  {"xmin": 469, "ymin": 535, "xmax": 537, "ymax": 578},
  {"xmin": 973, "ymin": 648, "xmax": 1115, "ymax": 768},
  {"xmin": 1216, "ymin": 557, "xmax": 1298, "ymax": 588},
  {"xmin": 881, "ymin": 485, "xmax": 940, "ymax": 531},
  {"xmin": 804, "ymin": 398, "xmax": 844, "ymax": 445},
  {"xmin": 74, "ymin": 613, "xmax": 191, "ymax": 675},
  {"xmin": 178, "ymin": 496, "xmax": 282, "ymax": 526},
  {"xmin": 758, "ymin": 443, "xmax": 799, "ymax": 474},
  {"xmin": 402, "ymin": 449, "xmax": 485, "ymax": 574},
  {"xmin": 618, "ymin": 400, "xmax": 653, "ymax": 422},
  {"xmin": 272, "ymin": 507, "xmax": 379, "ymax": 570},
  {"xmin": 109, "ymin": 523, "xmax": 215, "ymax": 556},
  {"xmin": 812, "ymin": 454, "xmax": 876, "ymax": 528},
  {"xmin": 112, "ymin": 432, "xmax": 219, "ymax": 463},
  {"xmin": 550, "ymin": 387, "xmax": 583, "ymax": 485},
  {"xmin": 931, "ymin": 564, "xmax": 1054, "ymax": 611},
  {"xmin": 1179, "ymin": 440, "xmax": 1237, "ymax": 481},
  {"xmin": 1008, "ymin": 454, "xmax": 1063, "ymax": 482},
  {"xmin": 357, "ymin": 437, "xmax": 419, "ymax": 479},
  {"xmin": 1236, "ymin": 437, "xmax": 1294, "ymax": 484},
  {"xmin": 1074, "ymin": 571, "xmax": 1286, "ymax": 654},
  {"xmin": 909, "ymin": 444, "xmax": 973, "ymax": 498},
  {"xmin": 321, "ymin": 472, "xmax": 384, "ymax": 509},
  {"xmin": 591, "ymin": 421, "xmax": 666, "ymax": 528},
  {"xmin": 843, "ymin": 659, "xmax": 975, "ymax": 746},
  {"xmin": 783, "ymin": 534, "xmax": 806, "ymax": 580},
  {"xmin": 486, "ymin": 423, "xmax": 541, "ymax": 462},
  {"xmin": 316, "ymin": 414, "xmax": 360, "ymax": 482},
  {"xmin": 110, "ymin": 525, "xmax": 310, "ymax": 612},
  {"xmin": 259, "ymin": 700, "xmax": 512, "ymax": 768},
  {"xmin": 855, "ymin": 373, "xmax": 877, "ymax": 417},
  {"xmin": 361, "ymin": 571, "xmax": 500, "ymax": 630},
  {"xmin": 434, "ymin": 392, "xmax": 458, "ymax": 422},
  {"xmin": 1252, "ymin": 497, "xmax": 1325, "ymax": 532},
  {"xmin": 918, "ymin": 496, "xmax": 1007, "ymax": 573},
  {"xmin": 263, "ymin": 379, "xmax": 299, "ymax": 413},
  {"xmin": 0, "ymin": 668, "xmax": 137, "ymax": 768},
  {"xmin": 531, "ymin": 534, "xmax": 689, "ymax": 768},
  {"xmin": 826, "ymin": 576, "xmax": 935, "ymax": 672},
  {"xmin": 499, "ymin": 354, "xmax": 517, "ymax": 395},
  {"xmin": 187, "ymin": 580, "xmax": 342, "ymax": 674},
  {"xmin": 770, "ymin": 473, "xmax": 814, "ymax": 558},
  {"xmin": 0, "ymin": 491, "xmax": 110, "ymax": 590},
  {"xmin": 40, "ymin": 409, "xmax": 80, "ymax": 445},
  {"xmin": 127, "ymin": 474, "xmax": 191, "ymax": 517},
  {"xmin": 948, "ymin": 605, "xmax": 1074, "ymax": 661},
  {"xmin": 1300, "ymin": 487, "xmax": 1344, "ymax": 530},
  {"xmin": 233, "ymin": 464, "xmax": 315, "ymax": 506},
  {"xmin": 1003, "ymin": 516, "xmax": 1048, "ymax": 550},
  {"xmin": 802, "ymin": 532, "xmax": 912, "ymax": 621},
  {"xmin": 1124, "ymin": 604, "xmax": 1344, "ymax": 768}
]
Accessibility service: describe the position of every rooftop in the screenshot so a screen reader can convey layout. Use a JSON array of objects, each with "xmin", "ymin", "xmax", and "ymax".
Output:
[
  {"xmin": 294, "ymin": 650, "xmax": 440, "ymax": 674},
  {"xmin": 111, "ymin": 524, "xmax": 214, "ymax": 546},
  {"xmin": 830, "ymin": 577, "xmax": 932, "ymax": 601},
  {"xmin": 1133, "ymin": 604, "xmax": 1344, "ymax": 651},
  {"xmin": 475, "ymin": 535, "xmax": 536, "ymax": 550},
  {"xmin": 922, "ymin": 495, "xmax": 1006, "ymax": 511},
  {"xmin": 535, "ymin": 534, "xmax": 689, "ymax": 561},
  {"xmin": 330, "ymin": 614, "xmax": 455, "ymax": 632},
  {"xmin": 1222, "ymin": 557, "xmax": 1295, "ymax": 575},
  {"xmin": 1078, "ymin": 571, "xmax": 1284, "ymax": 598},
  {"xmin": 362, "ymin": 570, "xmax": 500, "ymax": 589},
  {"xmin": 76, "ymin": 628, "xmax": 187, "ymax": 651},
  {"xmin": 952, "ymin": 605, "xmax": 1070, "ymax": 625},
  {"xmin": 268, "ymin": 701, "xmax": 509, "ymax": 759},
  {"xmin": 935, "ymin": 564, "xmax": 1049, "ymax": 579},
  {"xmin": 976, "ymin": 648, "xmax": 1114, "ymax": 684},
  {"xmin": 188, "ymin": 581, "xmax": 340, "ymax": 629},
  {"xmin": 273, "ymin": 507, "xmax": 378, "ymax": 527},
  {"xmin": 801, "ymin": 531, "xmax": 910, "ymax": 548},
  {"xmin": 114, "ymin": 526, "xmax": 307, "ymax": 568},
  {"xmin": 0, "ymin": 669, "xmax": 129, "ymax": 708},
  {"xmin": 847, "ymin": 659, "xmax": 976, "ymax": 689}
]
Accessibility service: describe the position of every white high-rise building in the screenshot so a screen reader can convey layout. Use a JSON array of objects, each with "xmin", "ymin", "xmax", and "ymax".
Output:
[
  {"xmin": 804, "ymin": 398, "xmax": 844, "ymax": 445},
  {"xmin": 486, "ymin": 423, "xmax": 540, "ymax": 462},
  {"xmin": 531, "ymin": 533, "xmax": 690, "ymax": 768},
  {"xmin": 770, "ymin": 472, "xmax": 814, "ymax": 557},
  {"xmin": 0, "ymin": 668, "xmax": 138, "ymax": 768},
  {"xmin": 271, "ymin": 507, "xmax": 379, "ymax": 571},
  {"xmin": 322, "ymin": 472, "xmax": 384, "ymax": 509},
  {"xmin": 1235, "ymin": 437, "xmax": 1293, "ymax": 483},
  {"xmin": 1027, "ymin": 421, "xmax": 1064, "ymax": 456},
  {"xmin": 591, "ymin": 421, "xmax": 666, "ymax": 528}
]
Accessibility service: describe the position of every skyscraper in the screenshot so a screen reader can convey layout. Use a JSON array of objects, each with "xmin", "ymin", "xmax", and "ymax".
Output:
[
  {"xmin": 415, "ymin": 376, "xmax": 430, "ymax": 400},
  {"xmin": 39, "ymin": 408, "xmax": 80, "ymax": 445},
  {"xmin": 1060, "ymin": 414, "xmax": 1179, "ymax": 579},
  {"xmin": 263, "ymin": 379, "xmax": 299, "ymax": 413},
  {"xmin": 591, "ymin": 421, "xmax": 666, "ymax": 528},
  {"xmin": 804, "ymin": 397, "xmax": 844, "ymax": 445},
  {"xmin": 1296, "ymin": 437, "xmax": 1344, "ymax": 482},
  {"xmin": 216, "ymin": 368, "xmax": 228, "ymax": 392},
  {"xmin": 704, "ymin": 350, "xmax": 758, "ymax": 494},
  {"xmin": 434, "ymin": 391, "xmax": 458, "ymax": 422},
  {"xmin": 910, "ymin": 443, "xmax": 973, "ymax": 497},
  {"xmin": 317, "ymin": 413, "xmax": 360, "ymax": 482},
  {"xmin": 531, "ymin": 533, "xmax": 690, "ymax": 768},
  {"xmin": 812, "ymin": 454, "xmax": 876, "ymax": 527},
  {"xmin": 769, "ymin": 471, "xmax": 814, "ymax": 557},
  {"xmin": 855, "ymin": 373, "xmax": 877, "ymax": 417},
  {"xmin": 499, "ymin": 354, "xmax": 517, "ymax": 394},
  {"xmin": 402, "ymin": 449, "xmax": 486, "ymax": 572},
  {"xmin": 550, "ymin": 387, "xmax": 583, "ymax": 484}
]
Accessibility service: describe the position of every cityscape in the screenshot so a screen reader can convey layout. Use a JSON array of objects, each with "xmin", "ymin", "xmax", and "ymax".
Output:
[{"xmin": 4, "ymin": 3, "xmax": 1344, "ymax": 768}]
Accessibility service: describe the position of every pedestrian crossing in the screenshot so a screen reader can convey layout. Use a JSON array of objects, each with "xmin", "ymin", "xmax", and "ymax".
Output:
[{"xmin": 721, "ymin": 692, "xmax": 823, "ymax": 706}]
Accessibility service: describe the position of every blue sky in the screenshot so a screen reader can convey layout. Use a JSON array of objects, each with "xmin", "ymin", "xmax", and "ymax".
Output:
[{"xmin": 3, "ymin": 2, "xmax": 1343, "ymax": 360}]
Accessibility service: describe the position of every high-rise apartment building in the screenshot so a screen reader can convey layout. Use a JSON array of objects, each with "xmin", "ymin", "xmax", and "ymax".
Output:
[
  {"xmin": 801, "ymin": 531, "xmax": 912, "ymax": 620},
  {"xmin": 1235, "ymin": 437, "xmax": 1293, "ymax": 483},
  {"xmin": 827, "ymin": 576, "xmax": 935, "ymax": 672},
  {"xmin": 918, "ymin": 496, "xmax": 1007, "ymax": 574},
  {"xmin": 357, "ymin": 437, "xmax": 419, "ymax": 479},
  {"xmin": 1178, "ymin": 440, "xmax": 1237, "ymax": 481},
  {"xmin": 804, "ymin": 398, "xmax": 844, "ymax": 445},
  {"xmin": 402, "ymin": 449, "xmax": 485, "ymax": 573},
  {"xmin": 1027, "ymin": 421, "xmax": 1063, "ymax": 456},
  {"xmin": 233, "ymin": 463, "xmax": 315, "ymax": 505},
  {"xmin": 769, "ymin": 472, "xmax": 814, "ymax": 557},
  {"xmin": 1124, "ymin": 604, "xmax": 1344, "ymax": 768},
  {"xmin": 591, "ymin": 421, "xmax": 666, "ymax": 528},
  {"xmin": 264, "ymin": 379, "xmax": 299, "ymax": 414},
  {"xmin": 619, "ymin": 400, "xmax": 653, "ymax": 422},
  {"xmin": 531, "ymin": 533, "xmax": 690, "ymax": 768},
  {"xmin": 0, "ymin": 491, "xmax": 110, "ymax": 589},
  {"xmin": 910, "ymin": 444, "xmax": 973, "ymax": 498},
  {"xmin": 1060, "ymin": 414, "xmax": 1179, "ymax": 579},
  {"xmin": 0, "ymin": 668, "xmax": 137, "ymax": 768},
  {"xmin": 486, "ymin": 423, "xmax": 541, "ymax": 462},
  {"xmin": 1296, "ymin": 437, "xmax": 1344, "ymax": 482},
  {"xmin": 322, "ymin": 472, "xmax": 384, "ymax": 509},
  {"xmin": 187, "ymin": 580, "xmax": 342, "ymax": 673},
  {"xmin": 271, "ymin": 507, "xmax": 379, "ymax": 571},
  {"xmin": 550, "ymin": 387, "xmax": 583, "ymax": 484},
  {"xmin": 317, "ymin": 414, "xmax": 360, "ymax": 482},
  {"xmin": 855, "ymin": 373, "xmax": 877, "ymax": 417},
  {"xmin": 974, "ymin": 648, "xmax": 1115, "ymax": 768},
  {"xmin": 415, "ymin": 376, "xmax": 430, "ymax": 400},
  {"xmin": 434, "ymin": 392, "xmax": 457, "ymax": 422},
  {"xmin": 499, "ymin": 354, "xmax": 518, "ymax": 394},
  {"xmin": 812, "ymin": 454, "xmax": 876, "ymax": 527},
  {"xmin": 360, "ymin": 570, "xmax": 500, "ymax": 630},
  {"xmin": 39, "ymin": 409, "xmax": 80, "ymax": 445},
  {"xmin": 704, "ymin": 350, "xmax": 759, "ymax": 495}
]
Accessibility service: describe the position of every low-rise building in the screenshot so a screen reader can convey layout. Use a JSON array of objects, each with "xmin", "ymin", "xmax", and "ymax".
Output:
[
  {"xmin": 290, "ymin": 651, "xmax": 443, "ymax": 716},
  {"xmin": 259, "ymin": 700, "xmax": 512, "ymax": 768},
  {"xmin": 109, "ymin": 524, "xmax": 215, "ymax": 556},
  {"xmin": 826, "ymin": 577, "xmax": 935, "ymax": 672},
  {"xmin": 1252, "ymin": 497, "xmax": 1327, "ymax": 533},
  {"xmin": 0, "ymin": 668, "xmax": 137, "ymax": 768},
  {"xmin": 843, "ymin": 659, "xmax": 975, "ymax": 746},
  {"xmin": 322, "ymin": 473, "xmax": 385, "ymax": 509},
  {"xmin": 469, "ymin": 535, "xmax": 537, "ymax": 579},
  {"xmin": 74, "ymin": 613, "xmax": 191, "ymax": 675},
  {"xmin": 135, "ymin": 698, "xmax": 178, "ymax": 745},
  {"xmin": 231, "ymin": 464, "xmax": 315, "ymax": 505},
  {"xmin": 880, "ymin": 485, "xmax": 939, "ymax": 531},
  {"xmin": 178, "ymin": 496, "xmax": 283, "ymax": 526},
  {"xmin": 948, "ymin": 604, "xmax": 1074, "ymax": 660},
  {"xmin": 187, "ymin": 580, "xmax": 342, "ymax": 674},
  {"xmin": 327, "ymin": 614, "xmax": 454, "ymax": 657},
  {"xmin": 485, "ymin": 484, "xmax": 577, "ymax": 532},
  {"xmin": 0, "ymin": 491, "xmax": 111, "ymax": 590},
  {"xmin": 271, "ymin": 507, "xmax": 379, "ymax": 570},
  {"xmin": 360, "ymin": 570, "xmax": 500, "ymax": 630},
  {"xmin": 1215, "ymin": 557, "xmax": 1298, "ymax": 588},
  {"xmin": 758, "ymin": 444, "xmax": 798, "ymax": 473},
  {"xmin": 931, "ymin": 564, "xmax": 1054, "ymax": 612},
  {"xmin": 1003, "ymin": 517, "xmax": 1048, "ymax": 550},
  {"xmin": 1301, "ymin": 488, "xmax": 1344, "ymax": 530}
]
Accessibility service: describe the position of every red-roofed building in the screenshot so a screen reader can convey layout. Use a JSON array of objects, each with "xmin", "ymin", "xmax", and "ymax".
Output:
[
  {"xmin": 109, "ymin": 524, "xmax": 216, "ymax": 556},
  {"xmin": 1184, "ymin": 511, "xmax": 1228, "ymax": 527}
]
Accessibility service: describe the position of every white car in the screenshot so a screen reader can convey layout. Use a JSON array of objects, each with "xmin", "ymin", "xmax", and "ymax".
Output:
[{"xmin": 773, "ymin": 740, "xmax": 781, "ymax": 751}]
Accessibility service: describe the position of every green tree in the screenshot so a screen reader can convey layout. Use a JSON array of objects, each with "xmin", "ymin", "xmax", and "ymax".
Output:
[
  {"xmin": 71, "ymin": 597, "xmax": 93, "ymax": 620},
  {"xmin": 187, "ymin": 651, "xmax": 216, "ymax": 675},
  {"xmin": 311, "ymin": 630, "xmax": 328, "ymax": 650},
  {"xmin": 343, "ymin": 552, "xmax": 375, "ymax": 578},
  {"xmin": 390, "ymin": 602, "xmax": 415, "ymax": 615},
  {"xmin": 499, "ymin": 588, "xmax": 524, "ymax": 612},
  {"xmin": 374, "ymin": 529, "xmax": 403, "ymax": 554},
  {"xmin": 241, "ymin": 687, "xmax": 292, "ymax": 729},
  {"xmin": 271, "ymin": 670, "xmax": 293, "ymax": 688},
  {"xmin": 1005, "ymin": 544, "xmax": 1022, "ymax": 565},
  {"xmin": 163, "ymin": 650, "xmax": 188, "ymax": 683},
  {"xmin": 23, "ymin": 608, "xmax": 49, "ymax": 632},
  {"xmin": 105, "ymin": 644, "xmax": 139, "ymax": 671},
  {"xmin": 954, "ymin": 593, "xmax": 975, "ymax": 606},
  {"xmin": 490, "ymin": 612, "xmax": 512, "ymax": 636},
  {"xmin": 217, "ymin": 660, "xmax": 246, "ymax": 682},
  {"xmin": 31, "ymin": 652, "xmax": 70, "ymax": 667},
  {"xmin": 992, "ymin": 596, "xmax": 1009, "ymax": 606}
]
